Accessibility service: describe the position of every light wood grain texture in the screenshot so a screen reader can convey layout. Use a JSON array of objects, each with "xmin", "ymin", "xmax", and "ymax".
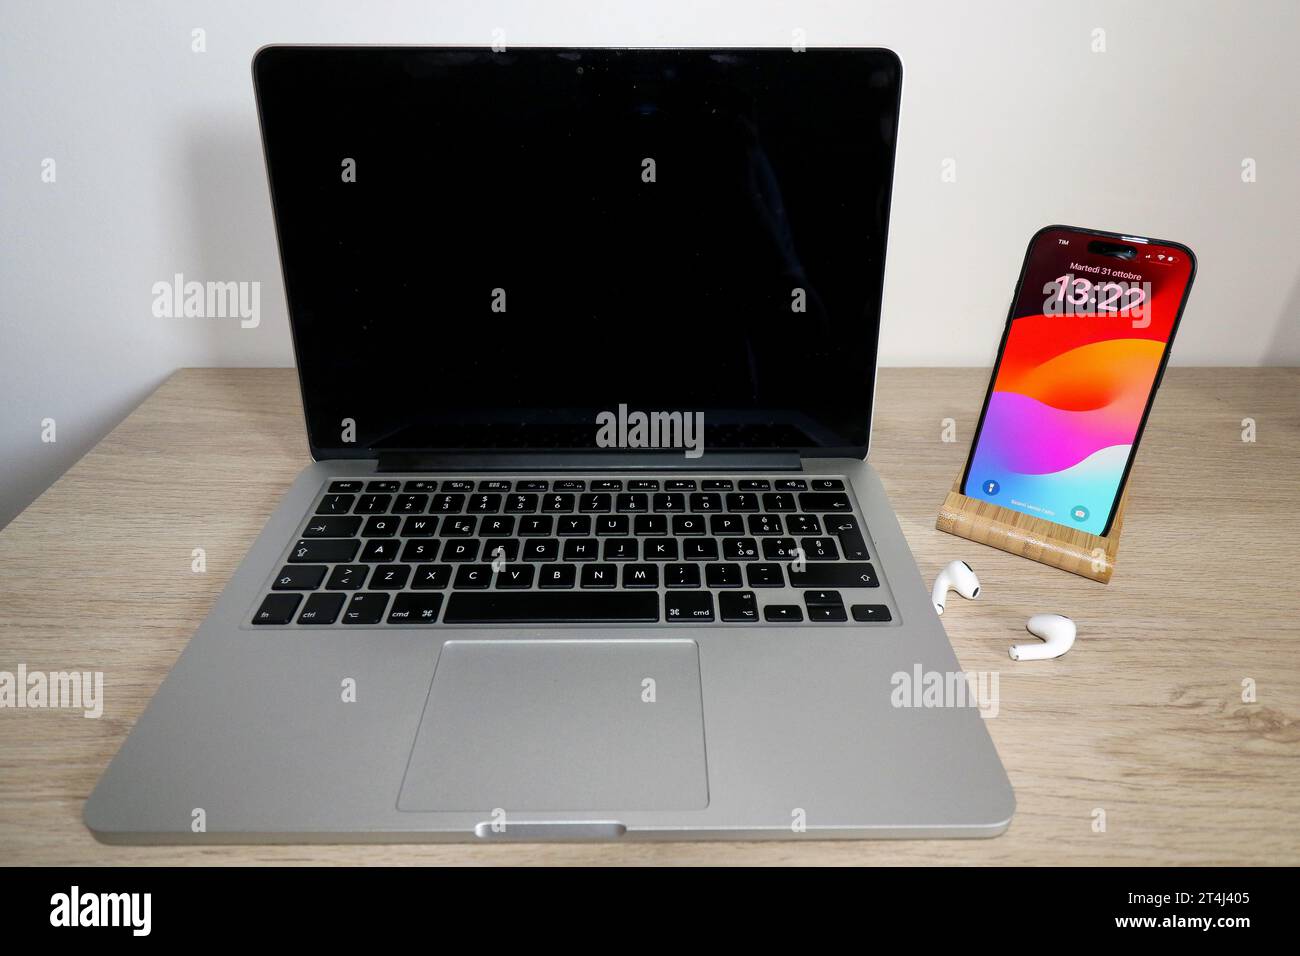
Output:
[
  {"xmin": 1, "ymin": 368, "xmax": 1297, "ymax": 865},
  {"xmin": 937, "ymin": 483, "xmax": 1127, "ymax": 583}
]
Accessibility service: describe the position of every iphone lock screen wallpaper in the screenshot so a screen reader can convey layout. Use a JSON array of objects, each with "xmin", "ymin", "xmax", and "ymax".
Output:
[{"xmin": 963, "ymin": 228, "xmax": 1194, "ymax": 536}]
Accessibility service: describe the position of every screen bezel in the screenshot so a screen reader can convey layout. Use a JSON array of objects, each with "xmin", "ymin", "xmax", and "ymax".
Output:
[
  {"xmin": 251, "ymin": 45, "xmax": 903, "ymax": 464},
  {"xmin": 959, "ymin": 224, "xmax": 1197, "ymax": 537}
]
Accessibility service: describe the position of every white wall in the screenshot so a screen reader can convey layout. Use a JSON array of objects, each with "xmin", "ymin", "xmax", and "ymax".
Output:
[{"xmin": 2, "ymin": 0, "xmax": 1298, "ymax": 527}]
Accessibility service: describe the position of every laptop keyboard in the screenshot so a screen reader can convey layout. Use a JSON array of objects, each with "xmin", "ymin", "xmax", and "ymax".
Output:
[{"xmin": 250, "ymin": 477, "xmax": 894, "ymax": 627}]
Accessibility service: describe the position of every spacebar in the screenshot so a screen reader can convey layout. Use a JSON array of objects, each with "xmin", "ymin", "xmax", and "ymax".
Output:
[{"xmin": 444, "ymin": 592, "xmax": 660, "ymax": 624}]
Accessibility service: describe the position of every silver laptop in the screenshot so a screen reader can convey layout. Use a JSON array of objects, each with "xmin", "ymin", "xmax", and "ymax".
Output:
[{"xmin": 86, "ymin": 46, "xmax": 1013, "ymax": 842}]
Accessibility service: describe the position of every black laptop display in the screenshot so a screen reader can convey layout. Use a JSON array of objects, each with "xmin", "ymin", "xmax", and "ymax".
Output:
[{"xmin": 254, "ymin": 47, "xmax": 902, "ymax": 459}]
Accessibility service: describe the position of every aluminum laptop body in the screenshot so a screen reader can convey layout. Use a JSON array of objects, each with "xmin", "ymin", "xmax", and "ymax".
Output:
[{"xmin": 85, "ymin": 47, "xmax": 1014, "ymax": 842}]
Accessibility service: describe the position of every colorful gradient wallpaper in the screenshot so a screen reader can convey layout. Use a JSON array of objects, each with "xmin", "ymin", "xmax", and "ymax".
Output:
[{"xmin": 964, "ymin": 228, "xmax": 1193, "ymax": 535}]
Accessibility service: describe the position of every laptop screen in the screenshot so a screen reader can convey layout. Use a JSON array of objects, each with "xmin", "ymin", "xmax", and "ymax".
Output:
[{"xmin": 254, "ymin": 47, "xmax": 901, "ymax": 459}]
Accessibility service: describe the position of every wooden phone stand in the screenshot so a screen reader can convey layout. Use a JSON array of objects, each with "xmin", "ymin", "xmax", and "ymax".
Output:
[{"xmin": 936, "ymin": 476, "xmax": 1127, "ymax": 583}]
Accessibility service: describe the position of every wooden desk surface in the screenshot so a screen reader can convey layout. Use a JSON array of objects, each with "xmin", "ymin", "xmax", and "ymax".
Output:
[{"xmin": 1, "ymin": 368, "xmax": 1296, "ymax": 865}]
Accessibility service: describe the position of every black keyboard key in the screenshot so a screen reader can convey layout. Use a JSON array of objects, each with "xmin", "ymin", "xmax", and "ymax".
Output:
[
  {"xmin": 328, "ymin": 480, "xmax": 363, "ymax": 493},
  {"xmin": 316, "ymin": 494, "xmax": 355, "ymax": 515},
  {"xmin": 787, "ymin": 514, "xmax": 821, "ymax": 535},
  {"xmin": 738, "ymin": 479, "xmax": 770, "ymax": 491},
  {"xmin": 634, "ymin": 514, "xmax": 668, "ymax": 535},
  {"xmin": 439, "ymin": 516, "xmax": 477, "ymax": 537},
  {"xmin": 628, "ymin": 479, "xmax": 659, "ymax": 491},
  {"xmin": 252, "ymin": 593, "xmax": 301, "ymax": 625},
  {"xmin": 665, "ymin": 592, "xmax": 713, "ymax": 622},
  {"xmin": 361, "ymin": 515, "xmax": 400, "ymax": 537},
  {"xmin": 672, "ymin": 515, "xmax": 706, "ymax": 535},
  {"xmin": 644, "ymin": 538, "xmax": 679, "ymax": 561},
  {"xmin": 366, "ymin": 480, "xmax": 401, "ymax": 493},
  {"xmin": 444, "ymin": 592, "xmax": 658, "ymax": 624},
  {"xmin": 775, "ymin": 479, "xmax": 807, "ymax": 491},
  {"xmin": 616, "ymin": 493, "xmax": 648, "ymax": 513},
  {"xmin": 719, "ymin": 590, "xmax": 759, "ymax": 622},
  {"xmin": 354, "ymin": 494, "xmax": 391, "ymax": 514},
  {"xmin": 665, "ymin": 563, "xmax": 701, "ymax": 588},
  {"xmin": 851, "ymin": 604, "xmax": 892, "ymax": 623},
  {"xmin": 359, "ymin": 539, "xmax": 401, "ymax": 562},
  {"xmin": 579, "ymin": 493, "xmax": 612, "ymax": 512},
  {"xmin": 804, "ymin": 590, "xmax": 844, "ymax": 606},
  {"xmin": 484, "ymin": 540, "xmax": 519, "ymax": 563},
  {"xmin": 400, "ymin": 539, "xmax": 440, "ymax": 563},
  {"xmin": 653, "ymin": 493, "xmax": 685, "ymax": 512},
  {"xmin": 563, "ymin": 538, "xmax": 600, "ymax": 561},
  {"xmin": 809, "ymin": 605, "xmax": 848, "ymax": 622},
  {"xmin": 453, "ymin": 564, "xmax": 493, "ymax": 589},
  {"xmin": 590, "ymin": 480, "xmax": 622, "ymax": 492},
  {"xmin": 433, "ymin": 493, "xmax": 465, "ymax": 513},
  {"xmin": 517, "ymin": 480, "xmax": 549, "ymax": 492},
  {"xmin": 764, "ymin": 604, "xmax": 803, "ymax": 623},
  {"xmin": 394, "ymin": 494, "xmax": 429, "ymax": 513},
  {"xmin": 801, "ymin": 537, "xmax": 840, "ymax": 561},
  {"xmin": 789, "ymin": 563, "xmax": 879, "ymax": 589},
  {"xmin": 557, "ymin": 515, "xmax": 592, "ymax": 536},
  {"xmin": 811, "ymin": 478, "xmax": 845, "ymax": 491},
  {"xmin": 723, "ymin": 537, "xmax": 759, "ymax": 561},
  {"xmin": 749, "ymin": 514, "xmax": 783, "ymax": 536},
  {"xmin": 412, "ymin": 564, "xmax": 451, "ymax": 589},
  {"xmin": 702, "ymin": 479, "xmax": 733, "ymax": 490},
  {"xmin": 596, "ymin": 515, "xmax": 629, "ymax": 536},
  {"xmin": 371, "ymin": 564, "xmax": 411, "ymax": 590},
  {"xmin": 402, "ymin": 516, "xmax": 439, "ymax": 537},
  {"xmin": 604, "ymin": 538, "xmax": 639, "ymax": 561},
  {"xmin": 710, "ymin": 514, "xmax": 745, "ymax": 535},
  {"xmin": 442, "ymin": 480, "xmax": 474, "ymax": 492},
  {"xmin": 506, "ymin": 493, "xmax": 539, "ymax": 513},
  {"xmin": 580, "ymin": 563, "xmax": 618, "ymax": 588},
  {"xmin": 622, "ymin": 563, "xmax": 659, "ymax": 588},
  {"xmin": 496, "ymin": 564, "xmax": 535, "ymax": 589},
  {"xmin": 272, "ymin": 564, "xmax": 327, "ymax": 590},
  {"xmin": 523, "ymin": 538, "xmax": 559, "ymax": 562},
  {"xmin": 705, "ymin": 563, "xmax": 742, "ymax": 588},
  {"xmin": 665, "ymin": 480, "xmax": 696, "ymax": 491},
  {"xmin": 298, "ymin": 592, "xmax": 346, "ymax": 624},
  {"xmin": 762, "ymin": 493, "xmax": 795, "ymax": 512},
  {"xmin": 746, "ymin": 563, "xmax": 785, "ymax": 588},
  {"xmin": 480, "ymin": 516, "xmax": 515, "ymax": 537},
  {"xmin": 387, "ymin": 592, "xmax": 443, "ymax": 624},
  {"xmin": 798, "ymin": 492, "xmax": 853, "ymax": 512},
  {"xmin": 828, "ymin": 515, "xmax": 870, "ymax": 560},
  {"xmin": 543, "ymin": 493, "xmax": 575, "ymax": 512},
  {"xmin": 725, "ymin": 492, "xmax": 759, "ymax": 512},
  {"xmin": 762, "ymin": 537, "xmax": 798, "ymax": 561},
  {"xmin": 481, "ymin": 480, "xmax": 511, "ymax": 492},
  {"xmin": 302, "ymin": 515, "xmax": 361, "ymax": 537},
  {"xmin": 289, "ymin": 539, "xmax": 359, "ymax": 563},
  {"xmin": 442, "ymin": 540, "xmax": 481, "ymax": 562},
  {"xmin": 326, "ymin": 564, "xmax": 368, "ymax": 590},
  {"xmin": 343, "ymin": 592, "xmax": 389, "ymax": 624},
  {"xmin": 519, "ymin": 516, "xmax": 554, "ymax": 536},
  {"xmin": 690, "ymin": 493, "xmax": 722, "ymax": 512},
  {"xmin": 684, "ymin": 539, "xmax": 719, "ymax": 560},
  {"xmin": 403, "ymin": 480, "xmax": 439, "ymax": 492},
  {"xmin": 468, "ymin": 493, "xmax": 502, "ymax": 513},
  {"xmin": 553, "ymin": 480, "xmax": 585, "ymax": 491},
  {"xmin": 539, "ymin": 565, "xmax": 576, "ymax": 589}
]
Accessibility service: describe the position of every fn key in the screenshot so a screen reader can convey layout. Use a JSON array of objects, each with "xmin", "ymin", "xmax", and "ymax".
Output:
[{"xmin": 252, "ymin": 593, "xmax": 301, "ymax": 625}]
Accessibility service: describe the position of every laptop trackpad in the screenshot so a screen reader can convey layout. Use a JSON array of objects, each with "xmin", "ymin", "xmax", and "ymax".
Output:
[{"xmin": 398, "ymin": 640, "xmax": 708, "ymax": 812}]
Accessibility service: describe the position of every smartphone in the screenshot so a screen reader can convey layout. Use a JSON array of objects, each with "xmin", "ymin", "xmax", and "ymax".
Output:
[{"xmin": 961, "ymin": 225, "xmax": 1196, "ymax": 536}]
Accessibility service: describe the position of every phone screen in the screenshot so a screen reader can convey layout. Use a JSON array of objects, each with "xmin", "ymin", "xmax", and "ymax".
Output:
[{"xmin": 962, "ymin": 226, "xmax": 1195, "ymax": 536}]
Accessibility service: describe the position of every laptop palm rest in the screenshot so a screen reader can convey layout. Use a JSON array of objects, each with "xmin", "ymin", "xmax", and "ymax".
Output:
[{"xmin": 398, "ymin": 640, "xmax": 709, "ymax": 814}]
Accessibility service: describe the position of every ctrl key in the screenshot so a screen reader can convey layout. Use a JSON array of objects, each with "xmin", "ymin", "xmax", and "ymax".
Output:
[
  {"xmin": 252, "ymin": 592, "xmax": 302, "ymax": 625},
  {"xmin": 665, "ymin": 592, "xmax": 714, "ymax": 623},
  {"xmin": 298, "ymin": 593, "xmax": 346, "ymax": 625}
]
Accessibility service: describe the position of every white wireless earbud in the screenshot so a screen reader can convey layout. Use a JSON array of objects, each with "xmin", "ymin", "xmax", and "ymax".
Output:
[
  {"xmin": 931, "ymin": 560, "xmax": 980, "ymax": 615},
  {"xmin": 1010, "ymin": 614, "xmax": 1077, "ymax": 661}
]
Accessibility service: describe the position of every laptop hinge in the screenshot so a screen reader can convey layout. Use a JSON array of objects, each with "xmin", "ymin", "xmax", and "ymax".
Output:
[{"xmin": 376, "ymin": 451, "xmax": 803, "ymax": 473}]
